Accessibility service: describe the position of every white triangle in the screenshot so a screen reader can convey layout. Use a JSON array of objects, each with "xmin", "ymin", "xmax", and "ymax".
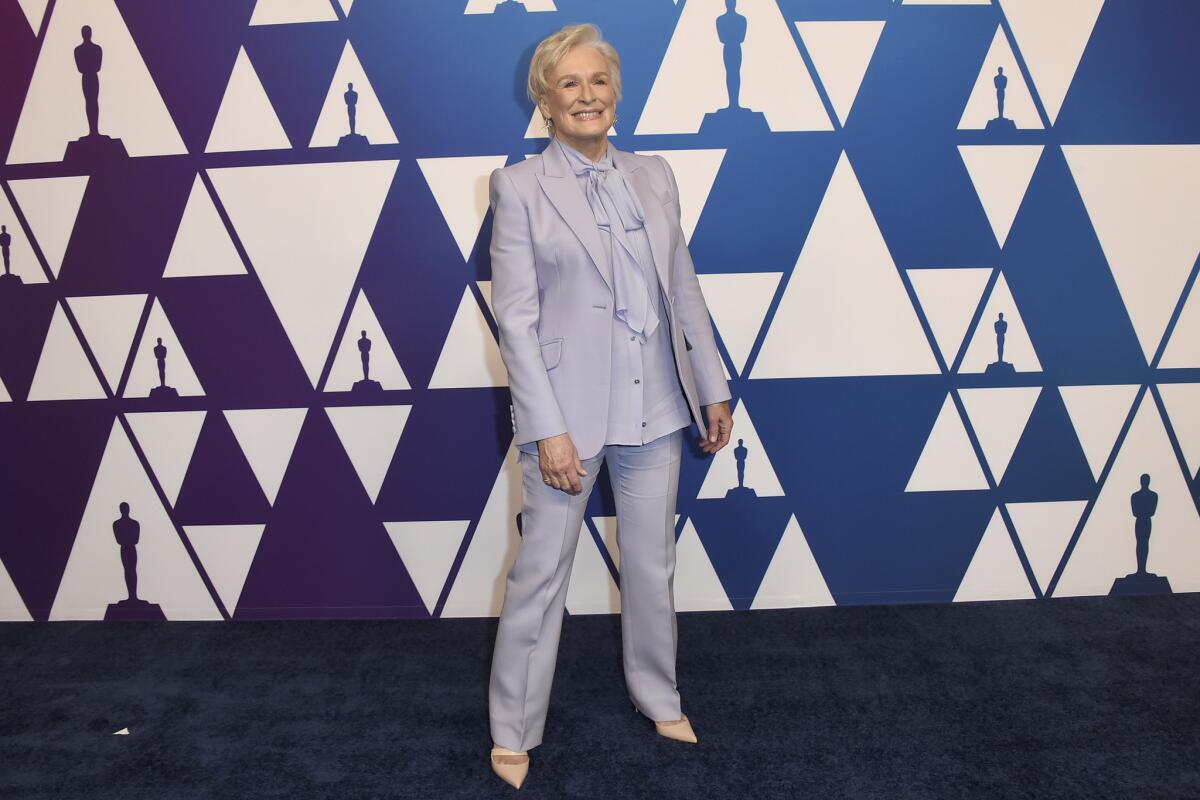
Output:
[
  {"xmin": 907, "ymin": 268, "xmax": 992, "ymax": 367},
  {"xmin": 427, "ymin": 287, "xmax": 507, "ymax": 389},
  {"xmin": 0, "ymin": 191, "xmax": 46, "ymax": 283},
  {"xmin": 673, "ymin": 519, "xmax": 733, "ymax": 611},
  {"xmin": 184, "ymin": 524, "xmax": 266, "ymax": 615},
  {"xmin": 0, "ymin": 375, "xmax": 10, "ymax": 402},
  {"xmin": 695, "ymin": 272, "xmax": 780, "ymax": 376},
  {"xmin": 208, "ymin": 160, "xmax": 399, "ymax": 386},
  {"xmin": 750, "ymin": 515, "xmax": 834, "ymax": 609},
  {"xmin": 1160, "ymin": 280, "xmax": 1200, "ymax": 368},
  {"xmin": 464, "ymin": 0, "xmax": 557, "ymax": 14},
  {"xmin": 7, "ymin": 0, "xmax": 187, "ymax": 164},
  {"xmin": 17, "ymin": 0, "xmax": 50, "ymax": 35},
  {"xmin": 903, "ymin": 0, "xmax": 992, "ymax": 5},
  {"xmin": 1063, "ymin": 146, "xmax": 1200, "ymax": 363},
  {"xmin": 524, "ymin": 107, "xmax": 615, "ymax": 139},
  {"xmin": 206, "ymin": 47, "xmax": 291, "ymax": 153},
  {"xmin": 959, "ymin": 272, "xmax": 1042, "ymax": 373},
  {"xmin": 441, "ymin": 447, "xmax": 522, "ymax": 618},
  {"xmin": 958, "ymin": 27, "xmax": 1044, "ymax": 130},
  {"xmin": 998, "ymin": 0, "xmax": 1104, "ymax": 124},
  {"xmin": 0, "ymin": 557, "xmax": 33, "ymax": 621},
  {"xmin": 697, "ymin": 399, "xmax": 784, "ymax": 498},
  {"xmin": 125, "ymin": 411, "xmax": 207, "ymax": 505},
  {"xmin": 589, "ymin": 516, "xmax": 622, "ymax": 571},
  {"xmin": 223, "ymin": 408, "xmax": 307, "ymax": 505},
  {"xmin": 325, "ymin": 290, "xmax": 410, "ymax": 392},
  {"xmin": 383, "ymin": 520, "xmax": 470, "ymax": 615},
  {"xmin": 906, "ymin": 394, "xmax": 989, "ymax": 492},
  {"xmin": 637, "ymin": 0, "xmax": 831, "ymax": 134},
  {"xmin": 1158, "ymin": 383, "xmax": 1200, "ymax": 478},
  {"xmin": 249, "ymin": 0, "xmax": 337, "ymax": 25},
  {"xmin": 753, "ymin": 152, "xmax": 939, "ymax": 378},
  {"xmin": 310, "ymin": 41, "xmax": 398, "ymax": 148},
  {"xmin": 954, "ymin": 509, "xmax": 1036, "ymax": 602},
  {"xmin": 1007, "ymin": 500, "xmax": 1087, "ymax": 593},
  {"xmin": 125, "ymin": 299, "xmax": 205, "ymax": 398},
  {"xmin": 27, "ymin": 302, "xmax": 107, "ymax": 401},
  {"xmin": 163, "ymin": 175, "xmax": 246, "ymax": 278},
  {"xmin": 1056, "ymin": 392, "xmax": 1200, "ymax": 596},
  {"xmin": 417, "ymin": 156, "xmax": 509, "ymax": 261},
  {"xmin": 49, "ymin": 420, "xmax": 222, "ymax": 620},
  {"xmin": 959, "ymin": 386, "xmax": 1041, "ymax": 483},
  {"xmin": 1059, "ymin": 384, "xmax": 1140, "ymax": 480},
  {"xmin": 795, "ymin": 21, "xmax": 885, "ymax": 127},
  {"xmin": 325, "ymin": 404, "xmax": 412, "ymax": 503},
  {"xmin": 8, "ymin": 176, "xmax": 88, "ymax": 278},
  {"xmin": 958, "ymin": 145, "xmax": 1043, "ymax": 247},
  {"xmin": 65, "ymin": 294, "xmax": 147, "ymax": 393},
  {"xmin": 337, "ymin": 0, "xmax": 354, "ymax": 14},
  {"xmin": 634, "ymin": 149, "xmax": 724, "ymax": 244},
  {"xmin": 566, "ymin": 521, "xmax": 620, "ymax": 616}
]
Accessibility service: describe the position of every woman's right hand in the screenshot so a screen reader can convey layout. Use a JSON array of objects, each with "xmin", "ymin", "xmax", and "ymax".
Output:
[{"xmin": 536, "ymin": 432, "xmax": 588, "ymax": 495}]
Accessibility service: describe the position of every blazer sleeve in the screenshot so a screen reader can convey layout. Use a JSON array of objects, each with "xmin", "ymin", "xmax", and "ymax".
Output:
[
  {"xmin": 488, "ymin": 167, "xmax": 568, "ymax": 446},
  {"xmin": 655, "ymin": 155, "xmax": 732, "ymax": 407}
]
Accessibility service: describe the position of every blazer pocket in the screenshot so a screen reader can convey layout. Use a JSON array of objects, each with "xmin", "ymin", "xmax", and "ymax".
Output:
[{"xmin": 539, "ymin": 337, "xmax": 563, "ymax": 370}]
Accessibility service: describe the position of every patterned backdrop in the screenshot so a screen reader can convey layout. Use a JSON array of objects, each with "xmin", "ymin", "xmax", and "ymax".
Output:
[{"xmin": 0, "ymin": 0, "xmax": 1197, "ymax": 622}]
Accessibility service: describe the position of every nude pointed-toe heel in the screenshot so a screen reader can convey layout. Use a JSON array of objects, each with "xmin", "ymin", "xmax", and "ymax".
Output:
[
  {"xmin": 633, "ymin": 705, "xmax": 699, "ymax": 744},
  {"xmin": 490, "ymin": 745, "xmax": 529, "ymax": 789}
]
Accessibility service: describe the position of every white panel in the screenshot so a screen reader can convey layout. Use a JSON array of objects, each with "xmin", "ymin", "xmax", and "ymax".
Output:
[
  {"xmin": 249, "ymin": 0, "xmax": 337, "ymax": 25},
  {"xmin": 1059, "ymin": 384, "xmax": 1139, "ymax": 480},
  {"xmin": 126, "ymin": 411, "xmax": 207, "ymax": 505},
  {"xmin": 696, "ymin": 272, "xmax": 780, "ymax": 376},
  {"xmin": 1158, "ymin": 383, "xmax": 1200, "ymax": 478},
  {"xmin": 325, "ymin": 290, "xmax": 410, "ymax": 392},
  {"xmin": 697, "ymin": 400, "xmax": 784, "ymax": 499},
  {"xmin": 325, "ymin": 405, "xmax": 412, "ymax": 503},
  {"xmin": 958, "ymin": 27, "xmax": 1043, "ymax": 130},
  {"xmin": 673, "ymin": 519, "xmax": 733, "ymax": 612},
  {"xmin": 8, "ymin": 176, "xmax": 88, "ymax": 278},
  {"xmin": 753, "ymin": 152, "xmax": 938, "ymax": 378},
  {"xmin": 464, "ymin": 0, "xmax": 557, "ymax": 13},
  {"xmin": 959, "ymin": 273, "xmax": 1042, "ymax": 374},
  {"xmin": 125, "ymin": 299, "xmax": 205, "ymax": 398},
  {"xmin": 49, "ymin": 421, "xmax": 222, "ymax": 620},
  {"xmin": 427, "ymin": 287, "xmax": 507, "ymax": 389},
  {"xmin": 206, "ymin": 48, "xmax": 291, "ymax": 153},
  {"xmin": 1008, "ymin": 500, "xmax": 1087, "ymax": 592},
  {"xmin": 0, "ymin": 558, "xmax": 33, "ymax": 621},
  {"xmin": 309, "ymin": 42, "xmax": 398, "ymax": 147},
  {"xmin": 27, "ymin": 302, "xmax": 107, "ymax": 401},
  {"xmin": 998, "ymin": 0, "xmax": 1105, "ymax": 124},
  {"xmin": 1062, "ymin": 145, "xmax": 1200, "ymax": 362},
  {"xmin": 907, "ymin": 268, "xmax": 992, "ymax": 366},
  {"xmin": 185, "ymin": 524, "xmax": 266, "ymax": 615},
  {"xmin": 958, "ymin": 145, "xmax": 1043, "ymax": 247},
  {"xmin": 66, "ymin": 294, "xmax": 146, "ymax": 393},
  {"xmin": 565, "ymin": 523, "xmax": 620, "ymax": 616},
  {"xmin": 383, "ymin": 520, "xmax": 470, "ymax": 615},
  {"xmin": 634, "ymin": 149, "xmax": 725, "ymax": 244},
  {"xmin": 223, "ymin": 408, "xmax": 308, "ymax": 505},
  {"xmin": 0, "ymin": 190, "xmax": 46, "ymax": 283},
  {"xmin": 959, "ymin": 386, "xmax": 1041, "ymax": 483},
  {"xmin": 636, "ymin": 0, "xmax": 831, "ymax": 134},
  {"xmin": 750, "ymin": 516, "xmax": 834, "ymax": 609},
  {"xmin": 1158, "ymin": 276, "xmax": 1200, "ymax": 368},
  {"xmin": 1056, "ymin": 393, "xmax": 1200, "ymax": 596},
  {"xmin": 417, "ymin": 155, "xmax": 509, "ymax": 261},
  {"xmin": 795, "ymin": 21, "xmax": 885, "ymax": 126},
  {"xmin": 954, "ymin": 509, "xmax": 1036, "ymax": 602},
  {"xmin": 17, "ymin": 0, "xmax": 50, "ymax": 35},
  {"xmin": 7, "ymin": 0, "xmax": 186, "ymax": 163},
  {"xmin": 208, "ymin": 160, "xmax": 399, "ymax": 386},
  {"xmin": 906, "ymin": 394, "xmax": 989, "ymax": 492},
  {"xmin": 163, "ymin": 175, "xmax": 246, "ymax": 278}
]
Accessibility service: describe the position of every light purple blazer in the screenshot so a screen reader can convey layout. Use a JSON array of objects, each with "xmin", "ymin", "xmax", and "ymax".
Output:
[{"xmin": 488, "ymin": 140, "xmax": 730, "ymax": 460}]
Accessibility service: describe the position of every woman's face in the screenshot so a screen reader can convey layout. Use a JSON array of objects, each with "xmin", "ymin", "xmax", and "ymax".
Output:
[{"xmin": 538, "ymin": 45, "xmax": 616, "ymax": 150}]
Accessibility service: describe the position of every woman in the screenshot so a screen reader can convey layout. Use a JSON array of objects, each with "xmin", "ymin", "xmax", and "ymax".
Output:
[{"xmin": 487, "ymin": 23, "xmax": 733, "ymax": 789}]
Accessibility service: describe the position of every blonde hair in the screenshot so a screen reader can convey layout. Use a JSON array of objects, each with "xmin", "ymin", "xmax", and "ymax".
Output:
[{"xmin": 527, "ymin": 23, "xmax": 623, "ymax": 107}]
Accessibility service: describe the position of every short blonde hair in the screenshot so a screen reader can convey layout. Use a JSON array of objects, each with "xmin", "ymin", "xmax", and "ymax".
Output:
[{"xmin": 527, "ymin": 23, "xmax": 622, "ymax": 106}]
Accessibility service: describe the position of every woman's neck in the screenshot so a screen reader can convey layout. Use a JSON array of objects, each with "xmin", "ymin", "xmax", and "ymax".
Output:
[{"xmin": 557, "ymin": 133, "xmax": 608, "ymax": 164}]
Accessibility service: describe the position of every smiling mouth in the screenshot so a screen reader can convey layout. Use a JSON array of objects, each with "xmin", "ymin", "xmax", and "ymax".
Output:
[{"xmin": 572, "ymin": 110, "xmax": 603, "ymax": 121}]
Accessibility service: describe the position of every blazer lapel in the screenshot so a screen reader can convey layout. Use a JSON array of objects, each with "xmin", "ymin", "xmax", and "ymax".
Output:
[
  {"xmin": 535, "ymin": 140, "xmax": 613, "ymax": 293},
  {"xmin": 613, "ymin": 147, "xmax": 672, "ymax": 295}
]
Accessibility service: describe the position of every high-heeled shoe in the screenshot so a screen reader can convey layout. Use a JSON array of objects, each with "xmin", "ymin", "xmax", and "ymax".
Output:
[
  {"xmin": 634, "ymin": 705, "xmax": 699, "ymax": 743},
  {"xmin": 490, "ymin": 744, "xmax": 529, "ymax": 789}
]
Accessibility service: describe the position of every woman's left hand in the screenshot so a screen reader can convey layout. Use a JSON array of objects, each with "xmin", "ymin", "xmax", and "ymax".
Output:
[{"xmin": 699, "ymin": 401, "xmax": 732, "ymax": 454}]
